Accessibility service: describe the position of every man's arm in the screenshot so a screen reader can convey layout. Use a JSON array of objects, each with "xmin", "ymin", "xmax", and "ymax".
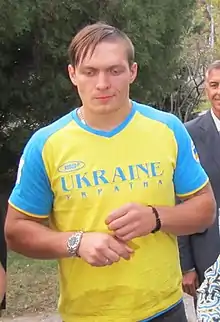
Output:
[
  {"xmin": 106, "ymin": 183, "xmax": 215, "ymax": 241},
  {"xmin": 157, "ymin": 112, "xmax": 216, "ymax": 235},
  {"xmin": 157, "ymin": 183, "xmax": 216, "ymax": 235},
  {"xmin": 178, "ymin": 235, "xmax": 200, "ymax": 297},
  {"xmin": 5, "ymin": 205, "xmax": 74, "ymax": 259},
  {"xmin": 5, "ymin": 205, "xmax": 133, "ymax": 264}
]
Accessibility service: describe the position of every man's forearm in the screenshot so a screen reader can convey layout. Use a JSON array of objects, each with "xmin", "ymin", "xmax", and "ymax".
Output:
[
  {"xmin": 5, "ymin": 220, "xmax": 73, "ymax": 259},
  {"xmin": 158, "ymin": 184, "xmax": 216, "ymax": 236}
]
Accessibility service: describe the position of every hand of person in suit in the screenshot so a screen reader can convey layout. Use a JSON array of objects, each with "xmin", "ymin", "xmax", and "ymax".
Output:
[{"xmin": 182, "ymin": 270, "xmax": 199, "ymax": 297}]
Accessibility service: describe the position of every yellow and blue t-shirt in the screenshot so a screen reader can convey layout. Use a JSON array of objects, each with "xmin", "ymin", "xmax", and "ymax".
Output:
[{"xmin": 9, "ymin": 101, "xmax": 208, "ymax": 322}]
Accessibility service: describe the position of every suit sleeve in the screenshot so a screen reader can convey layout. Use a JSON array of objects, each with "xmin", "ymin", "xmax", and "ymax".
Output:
[
  {"xmin": 178, "ymin": 235, "xmax": 195, "ymax": 272},
  {"xmin": 172, "ymin": 116, "xmax": 208, "ymax": 196}
]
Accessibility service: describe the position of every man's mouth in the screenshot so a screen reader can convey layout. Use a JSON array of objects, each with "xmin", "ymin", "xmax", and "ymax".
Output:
[{"xmin": 95, "ymin": 95, "xmax": 113, "ymax": 99}]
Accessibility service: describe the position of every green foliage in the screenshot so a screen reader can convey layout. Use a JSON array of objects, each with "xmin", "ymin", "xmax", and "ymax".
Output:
[{"xmin": 0, "ymin": 0, "xmax": 195, "ymax": 187}]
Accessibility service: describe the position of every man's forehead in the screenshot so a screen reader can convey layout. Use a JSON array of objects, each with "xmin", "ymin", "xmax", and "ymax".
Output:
[
  {"xmin": 207, "ymin": 68, "xmax": 220, "ymax": 82},
  {"xmin": 78, "ymin": 41, "xmax": 128, "ymax": 67}
]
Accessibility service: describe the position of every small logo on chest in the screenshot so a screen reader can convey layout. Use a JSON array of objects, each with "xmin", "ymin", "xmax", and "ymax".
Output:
[{"xmin": 58, "ymin": 161, "xmax": 85, "ymax": 173}]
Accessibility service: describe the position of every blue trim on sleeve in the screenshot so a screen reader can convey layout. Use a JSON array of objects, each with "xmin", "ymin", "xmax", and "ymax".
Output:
[
  {"xmin": 71, "ymin": 102, "xmax": 136, "ymax": 137},
  {"xmin": 9, "ymin": 112, "xmax": 73, "ymax": 216},
  {"xmin": 134, "ymin": 101, "xmax": 208, "ymax": 195}
]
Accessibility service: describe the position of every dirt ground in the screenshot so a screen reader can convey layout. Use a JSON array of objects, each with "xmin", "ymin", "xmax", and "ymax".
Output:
[{"xmin": 1, "ymin": 294, "xmax": 197, "ymax": 322}]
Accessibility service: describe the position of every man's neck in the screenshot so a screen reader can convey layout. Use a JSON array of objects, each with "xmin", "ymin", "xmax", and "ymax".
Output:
[
  {"xmin": 80, "ymin": 100, "xmax": 132, "ymax": 131},
  {"xmin": 211, "ymin": 108, "xmax": 220, "ymax": 132},
  {"xmin": 211, "ymin": 107, "xmax": 220, "ymax": 120}
]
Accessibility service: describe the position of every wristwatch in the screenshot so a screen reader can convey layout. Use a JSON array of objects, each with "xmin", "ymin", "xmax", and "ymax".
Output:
[{"xmin": 66, "ymin": 231, "xmax": 83, "ymax": 257}]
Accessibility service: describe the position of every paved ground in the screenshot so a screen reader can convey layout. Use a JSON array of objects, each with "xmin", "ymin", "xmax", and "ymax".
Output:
[{"xmin": 0, "ymin": 294, "xmax": 197, "ymax": 322}]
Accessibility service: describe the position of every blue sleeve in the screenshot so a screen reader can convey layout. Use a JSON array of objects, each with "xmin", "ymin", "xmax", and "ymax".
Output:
[
  {"xmin": 172, "ymin": 117, "xmax": 208, "ymax": 196},
  {"xmin": 9, "ymin": 130, "xmax": 53, "ymax": 217}
]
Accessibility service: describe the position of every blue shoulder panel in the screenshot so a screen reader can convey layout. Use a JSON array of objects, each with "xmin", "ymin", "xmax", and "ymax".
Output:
[
  {"xmin": 134, "ymin": 101, "xmax": 208, "ymax": 196},
  {"xmin": 9, "ymin": 112, "xmax": 73, "ymax": 216}
]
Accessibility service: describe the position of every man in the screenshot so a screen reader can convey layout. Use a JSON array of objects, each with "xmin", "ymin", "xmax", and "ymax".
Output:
[
  {"xmin": 5, "ymin": 23, "xmax": 216, "ymax": 322},
  {"xmin": 178, "ymin": 60, "xmax": 220, "ymax": 302}
]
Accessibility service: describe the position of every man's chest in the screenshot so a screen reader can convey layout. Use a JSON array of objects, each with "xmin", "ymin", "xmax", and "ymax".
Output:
[{"xmin": 48, "ymin": 139, "xmax": 176, "ymax": 208}]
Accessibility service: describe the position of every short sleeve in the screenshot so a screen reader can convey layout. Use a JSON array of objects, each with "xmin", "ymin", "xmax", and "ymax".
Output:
[
  {"xmin": 173, "ymin": 117, "xmax": 208, "ymax": 197},
  {"xmin": 9, "ymin": 130, "xmax": 53, "ymax": 217}
]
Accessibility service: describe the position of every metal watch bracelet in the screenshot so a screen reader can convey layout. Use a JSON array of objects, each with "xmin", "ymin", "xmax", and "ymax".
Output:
[{"xmin": 66, "ymin": 231, "xmax": 84, "ymax": 257}]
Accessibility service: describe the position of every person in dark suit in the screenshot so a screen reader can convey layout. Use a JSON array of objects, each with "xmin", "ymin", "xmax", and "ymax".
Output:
[{"xmin": 178, "ymin": 60, "xmax": 220, "ymax": 302}]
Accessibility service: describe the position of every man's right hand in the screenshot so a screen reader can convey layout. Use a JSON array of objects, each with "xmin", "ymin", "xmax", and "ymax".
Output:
[
  {"xmin": 77, "ymin": 232, "xmax": 134, "ymax": 267},
  {"xmin": 182, "ymin": 270, "xmax": 199, "ymax": 297}
]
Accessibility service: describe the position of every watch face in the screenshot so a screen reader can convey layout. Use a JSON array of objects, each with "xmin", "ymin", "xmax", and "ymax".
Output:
[{"xmin": 70, "ymin": 236, "xmax": 77, "ymax": 247}]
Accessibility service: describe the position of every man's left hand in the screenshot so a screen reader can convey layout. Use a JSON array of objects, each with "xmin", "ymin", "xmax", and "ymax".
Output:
[{"xmin": 105, "ymin": 203, "xmax": 156, "ymax": 241}]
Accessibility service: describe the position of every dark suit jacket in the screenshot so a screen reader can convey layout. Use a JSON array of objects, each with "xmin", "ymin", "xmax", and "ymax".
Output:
[{"xmin": 178, "ymin": 110, "xmax": 220, "ymax": 284}]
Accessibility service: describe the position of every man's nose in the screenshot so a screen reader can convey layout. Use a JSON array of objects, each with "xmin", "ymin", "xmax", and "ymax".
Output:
[{"xmin": 96, "ymin": 72, "xmax": 110, "ymax": 90}]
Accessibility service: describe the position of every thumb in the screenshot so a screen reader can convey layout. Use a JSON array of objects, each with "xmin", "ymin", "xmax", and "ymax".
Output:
[{"xmin": 114, "ymin": 236, "xmax": 134, "ymax": 253}]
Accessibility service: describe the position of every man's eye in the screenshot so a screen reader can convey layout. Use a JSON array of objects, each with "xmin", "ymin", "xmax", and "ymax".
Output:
[
  {"xmin": 111, "ymin": 69, "xmax": 120, "ymax": 75},
  {"xmin": 84, "ymin": 70, "xmax": 95, "ymax": 76}
]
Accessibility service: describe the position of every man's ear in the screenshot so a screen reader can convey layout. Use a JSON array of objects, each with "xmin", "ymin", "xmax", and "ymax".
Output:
[
  {"xmin": 130, "ymin": 62, "xmax": 138, "ymax": 84},
  {"xmin": 68, "ymin": 64, "xmax": 77, "ymax": 86}
]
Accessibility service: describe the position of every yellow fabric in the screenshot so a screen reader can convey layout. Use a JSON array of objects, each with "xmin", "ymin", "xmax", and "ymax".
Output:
[{"xmin": 44, "ymin": 112, "xmax": 181, "ymax": 321}]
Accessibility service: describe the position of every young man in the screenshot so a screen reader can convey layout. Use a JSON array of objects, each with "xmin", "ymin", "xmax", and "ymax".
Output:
[
  {"xmin": 178, "ymin": 61, "xmax": 220, "ymax": 303},
  {"xmin": 5, "ymin": 23, "xmax": 216, "ymax": 322}
]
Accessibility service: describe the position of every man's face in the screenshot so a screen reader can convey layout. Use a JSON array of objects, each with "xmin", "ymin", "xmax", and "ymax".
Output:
[
  {"xmin": 205, "ymin": 68, "xmax": 220, "ymax": 118},
  {"xmin": 68, "ymin": 40, "xmax": 137, "ymax": 115}
]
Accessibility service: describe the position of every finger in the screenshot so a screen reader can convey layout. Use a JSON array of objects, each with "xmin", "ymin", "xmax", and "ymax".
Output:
[
  {"xmin": 114, "ymin": 236, "xmax": 134, "ymax": 253},
  {"xmin": 101, "ymin": 248, "xmax": 120, "ymax": 264},
  {"xmin": 190, "ymin": 283, "xmax": 196, "ymax": 297},
  {"xmin": 105, "ymin": 204, "xmax": 131, "ymax": 224},
  {"xmin": 89, "ymin": 253, "xmax": 109, "ymax": 267},
  {"xmin": 182, "ymin": 284, "xmax": 190, "ymax": 295},
  {"xmin": 124, "ymin": 244, "xmax": 134, "ymax": 253},
  {"xmin": 108, "ymin": 214, "xmax": 130, "ymax": 231},
  {"xmin": 186, "ymin": 283, "xmax": 195, "ymax": 297},
  {"xmin": 114, "ymin": 223, "xmax": 135, "ymax": 238},
  {"xmin": 109, "ymin": 238, "xmax": 132, "ymax": 260},
  {"xmin": 115, "ymin": 238, "xmax": 134, "ymax": 253},
  {"xmin": 117, "ymin": 232, "xmax": 136, "ymax": 242}
]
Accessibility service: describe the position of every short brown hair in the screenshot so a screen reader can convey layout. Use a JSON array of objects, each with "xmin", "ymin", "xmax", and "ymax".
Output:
[
  {"xmin": 206, "ymin": 60, "xmax": 220, "ymax": 79},
  {"xmin": 68, "ymin": 22, "xmax": 135, "ymax": 67}
]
